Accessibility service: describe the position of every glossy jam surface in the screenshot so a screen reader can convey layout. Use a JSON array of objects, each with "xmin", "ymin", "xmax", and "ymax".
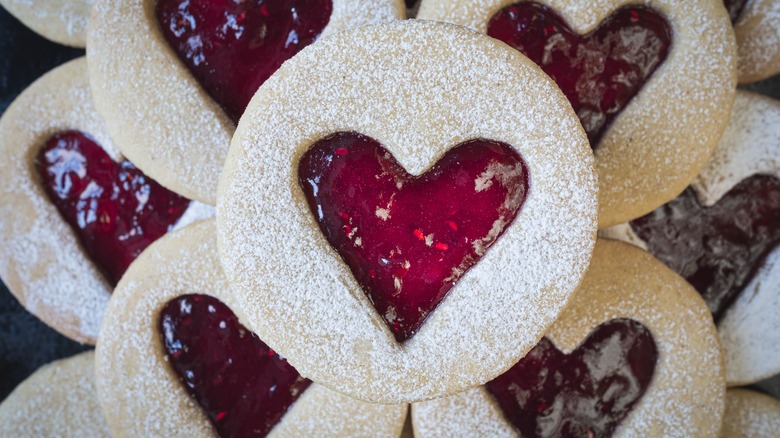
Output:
[
  {"xmin": 724, "ymin": 0, "xmax": 748, "ymax": 22},
  {"xmin": 156, "ymin": 0, "xmax": 332, "ymax": 122},
  {"xmin": 486, "ymin": 319, "xmax": 658, "ymax": 438},
  {"xmin": 631, "ymin": 175, "xmax": 780, "ymax": 319},
  {"xmin": 488, "ymin": 2, "xmax": 671, "ymax": 148},
  {"xmin": 160, "ymin": 295, "xmax": 311, "ymax": 438},
  {"xmin": 36, "ymin": 131, "xmax": 189, "ymax": 286},
  {"xmin": 299, "ymin": 132, "xmax": 528, "ymax": 342}
]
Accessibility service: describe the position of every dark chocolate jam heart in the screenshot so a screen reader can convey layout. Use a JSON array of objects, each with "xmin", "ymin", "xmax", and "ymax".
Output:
[
  {"xmin": 36, "ymin": 131, "xmax": 190, "ymax": 286},
  {"xmin": 159, "ymin": 294, "xmax": 311, "ymax": 438},
  {"xmin": 486, "ymin": 319, "xmax": 658, "ymax": 438},
  {"xmin": 156, "ymin": 0, "xmax": 332, "ymax": 122},
  {"xmin": 299, "ymin": 132, "xmax": 528, "ymax": 342},
  {"xmin": 487, "ymin": 2, "xmax": 672, "ymax": 148},
  {"xmin": 630, "ymin": 175, "xmax": 780, "ymax": 319}
]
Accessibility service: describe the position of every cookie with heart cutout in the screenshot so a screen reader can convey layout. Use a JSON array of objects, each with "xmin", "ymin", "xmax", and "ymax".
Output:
[
  {"xmin": 411, "ymin": 238, "xmax": 725, "ymax": 438},
  {"xmin": 723, "ymin": 389, "xmax": 780, "ymax": 437},
  {"xmin": 417, "ymin": 0, "xmax": 737, "ymax": 228},
  {"xmin": 730, "ymin": 0, "xmax": 780, "ymax": 83},
  {"xmin": 601, "ymin": 91, "xmax": 780, "ymax": 386},
  {"xmin": 0, "ymin": 351, "xmax": 109, "ymax": 437},
  {"xmin": 217, "ymin": 19, "xmax": 598, "ymax": 404},
  {"xmin": 95, "ymin": 219, "xmax": 408, "ymax": 437},
  {"xmin": 0, "ymin": 57, "xmax": 214, "ymax": 344},
  {"xmin": 0, "ymin": 0, "xmax": 92, "ymax": 47},
  {"xmin": 87, "ymin": 0, "xmax": 405, "ymax": 205}
]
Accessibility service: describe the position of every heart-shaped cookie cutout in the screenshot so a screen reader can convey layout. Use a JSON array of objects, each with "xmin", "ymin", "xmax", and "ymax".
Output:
[
  {"xmin": 630, "ymin": 175, "xmax": 780, "ymax": 319},
  {"xmin": 486, "ymin": 318, "xmax": 658, "ymax": 437},
  {"xmin": 299, "ymin": 132, "xmax": 528, "ymax": 342},
  {"xmin": 156, "ymin": 0, "xmax": 333, "ymax": 122},
  {"xmin": 36, "ymin": 131, "xmax": 190, "ymax": 286},
  {"xmin": 159, "ymin": 294, "xmax": 311, "ymax": 437},
  {"xmin": 487, "ymin": 2, "xmax": 671, "ymax": 147}
]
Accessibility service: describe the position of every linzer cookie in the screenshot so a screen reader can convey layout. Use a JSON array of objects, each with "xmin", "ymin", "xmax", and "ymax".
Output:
[{"xmin": 0, "ymin": 0, "xmax": 92, "ymax": 47}]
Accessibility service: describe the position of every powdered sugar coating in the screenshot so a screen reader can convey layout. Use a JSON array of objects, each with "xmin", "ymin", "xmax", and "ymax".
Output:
[
  {"xmin": 0, "ymin": 351, "xmax": 109, "ymax": 437},
  {"xmin": 603, "ymin": 91, "xmax": 780, "ymax": 386},
  {"xmin": 418, "ymin": 0, "xmax": 737, "ymax": 228},
  {"xmin": 95, "ymin": 219, "xmax": 407, "ymax": 437},
  {"xmin": 722, "ymin": 389, "xmax": 780, "ymax": 437},
  {"xmin": 0, "ymin": 0, "xmax": 92, "ymax": 47},
  {"xmin": 87, "ymin": 0, "xmax": 405, "ymax": 205},
  {"xmin": 0, "ymin": 58, "xmax": 213, "ymax": 345},
  {"xmin": 735, "ymin": 0, "xmax": 780, "ymax": 83},
  {"xmin": 412, "ymin": 239, "xmax": 724, "ymax": 437},
  {"xmin": 217, "ymin": 20, "xmax": 598, "ymax": 404}
]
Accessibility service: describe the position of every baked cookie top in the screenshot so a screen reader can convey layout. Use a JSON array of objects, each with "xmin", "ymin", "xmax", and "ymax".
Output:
[{"xmin": 0, "ymin": 0, "xmax": 92, "ymax": 47}]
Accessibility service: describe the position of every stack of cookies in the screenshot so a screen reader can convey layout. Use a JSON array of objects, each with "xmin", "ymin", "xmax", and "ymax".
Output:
[{"xmin": 0, "ymin": 0, "xmax": 779, "ymax": 436}]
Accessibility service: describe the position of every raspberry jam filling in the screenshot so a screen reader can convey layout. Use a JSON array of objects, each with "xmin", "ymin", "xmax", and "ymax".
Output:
[
  {"xmin": 487, "ymin": 2, "xmax": 672, "ymax": 148},
  {"xmin": 156, "ymin": 0, "xmax": 332, "ymax": 122},
  {"xmin": 299, "ymin": 132, "xmax": 529, "ymax": 342},
  {"xmin": 724, "ymin": 0, "xmax": 747, "ymax": 23},
  {"xmin": 486, "ymin": 319, "xmax": 658, "ymax": 438},
  {"xmin": 36, "ymin": 131, "xmax": 189, "ymax": 286},
  {"xmin": 159, "ymin": 294, "xmax": 311, "ymax": 438},
  {"xmin": 630, "ymin": 175, "xmax": 780, "ymax": 319}
]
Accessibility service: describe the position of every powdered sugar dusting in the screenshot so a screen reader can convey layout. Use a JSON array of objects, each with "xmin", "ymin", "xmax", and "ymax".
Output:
[
  {"xmin": 217, "ymin": 20, "xmax": 597, "ymax": 404},
  {"xmin": 0, "ymin": 0, "xmax": 92, "ymax": 47},
  {"xmin": 412, "ymin": 239, "xmax": 724, "ymax": 437},
  {"xmin": 87, "ymin": 0, "xmax": 404, "ymax": 204},
  {"xmin": 0, "ymin": 58, "xmax": 214, "ymax": 345},
  {"xmin": 735, "ymin": 0, "xmax": 780, "ymax": 83},
  {"xmin": 0, "ymin": 351, "xmax": 109, "ymax": 437},
  {"xmin": 417, "ymin": 0, "xmax": 737, "ymax": 228},
  {"xmin": 722, "ymin": 389, "xmax": 780, "ymax": 437},
  {"xmin": 95, "ymin": 220, "xmax": 407, "ymax": 437}
]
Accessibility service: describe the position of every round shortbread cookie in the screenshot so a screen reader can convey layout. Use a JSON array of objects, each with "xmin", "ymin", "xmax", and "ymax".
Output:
[
  {"xmin": 734, "ymin": 0, "xmax": 780, "ymax": 83},
  {"xmin": 722, "ymin": 389, "xmax": 780, "ymax": 438},
  {"xmin": 0, "ymin": 0, "xmax": 91, "ymax": 47}
]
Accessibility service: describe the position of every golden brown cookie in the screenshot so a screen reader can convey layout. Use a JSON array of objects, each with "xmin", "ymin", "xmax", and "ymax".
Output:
[
  {"xmin": 734, "ymin": 0, "xmax": 780, "ymax": 83},
  {"xmin": 0, "ymin": 57, "xmax": 213, "ymax": 344},
  {"xmin": 722, "ymin": 389, "xmax": 780, "ymax": 438},
  {"xmin": 602, "ymin": 91, "xmax": 780, "ymax": 386},
  {"xmin": 417, "ymin": 0, "xmax": 738, "ymax": 228},
  {"xmin": 412, "ymin": 239, "xmax": 725, "ymax": 437},
  {"xmin": 0, "ymin": 351, "xmax": 110, "ymax": 437},
  {"xmin": 0, "ymin": 0, "xmax": 92, "ymax": 47},
  {"xmin": 95, "ymin": 219, "xmax": 408, "ymax": 437},
  {"xmin": 87, "ymin": 0, "xmax": 405, "ymax": 204},
  {"xmin": 217, "ymin": 20, "xmax": 598, "ymax": 404}
]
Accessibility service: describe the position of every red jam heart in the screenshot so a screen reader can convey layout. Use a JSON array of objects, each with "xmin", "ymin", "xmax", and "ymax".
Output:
[
  {"xmin": 630, "ymin": 175, "xmax": 780, "ymax": 319},
  {"xmin": 36, "ymin": 131, "xmax": 190, "ymax": 286},
  {"xmin": 159, "ymin": 294, "xmax": 311, "ymax": 438},
  {"xmin": 299, "ymin": 132, "xmax": 528, "ymax": 342},
  {"xmin": 724, "ymin": 0, "xmax": 747, "ymax": 23},
  {"xmin": 486, "ymin": 319, "xmax": 658, "ymax": 438},
  {"xmin": 156, "ymin": 0, "xmax": 332, "ymax": 122},
  {"xmin": 487, "ymin": 2, "xmax": 671, "ymax": 148}
]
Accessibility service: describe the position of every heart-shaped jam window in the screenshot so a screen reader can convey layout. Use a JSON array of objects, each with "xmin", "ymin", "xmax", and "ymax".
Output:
[
  {"xmin": 486, "ymin": 319, "xmax": 658, "ymax": 437},
  {"xmin": 36, "ymin": 131, "xmax": 190, "ymax": 286},
  {"xmin": 159, "ymin": 294, "xmax": 311, "ymax": 438},
  {"xmin": 299, "ymin": 132, "xmax": 528, "ymax": 342},
  {"xmin": 156, "ymin": 0, "xmax": 333, "ymax": 122},
  {"xmin": 487, "ymin": 2, "xmax": 671, "ymax": 148},
  {"xmin": 630, "ymin": 175, "xmax": 780, "ymax": 319}
]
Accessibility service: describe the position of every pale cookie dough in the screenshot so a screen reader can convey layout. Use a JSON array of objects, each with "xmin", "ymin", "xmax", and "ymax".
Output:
[
  {"xmin": 602, "ymin": 91, "xmax": 780, "ymax": 386},
  {"xmin": 412, "ymin": 239, "xmax": 725, "ymax": 438},
  {"xmin": 0, "ymin": 57, "xmax": 213, "ymax": 344},
  {"xmin": 217, "ymin": 20, "xmax": 598, "ymax": 404},
  {"xmin": 0, "ymin": 0, "xmax": 92, "ymax": 47},
  {"xmin": 87, "ymin": 0, "xmax": 405, "ymax": 204},
  {"xmin": 0, "ymin": 351, "xmax": 110, "ymax": 437},
  {"xmin": 417, "ymin": 0, "xmax": 737, "ymax": 228},
  {"xmin": 95, "ymin": 219, "xmax": 408, "ymax": 437},
  {"xmin": 734, "ymin": 0, "xmax": 780, "ymax": 83},
  {"xmin": 722, "ymin": 389, "xmax": 780, "ymax": 438}
]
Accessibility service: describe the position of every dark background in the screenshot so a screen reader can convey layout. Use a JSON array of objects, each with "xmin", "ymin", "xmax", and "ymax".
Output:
[{"xmin": 1, "ymin": 2, "xmax": 780, "ymax": 404}]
